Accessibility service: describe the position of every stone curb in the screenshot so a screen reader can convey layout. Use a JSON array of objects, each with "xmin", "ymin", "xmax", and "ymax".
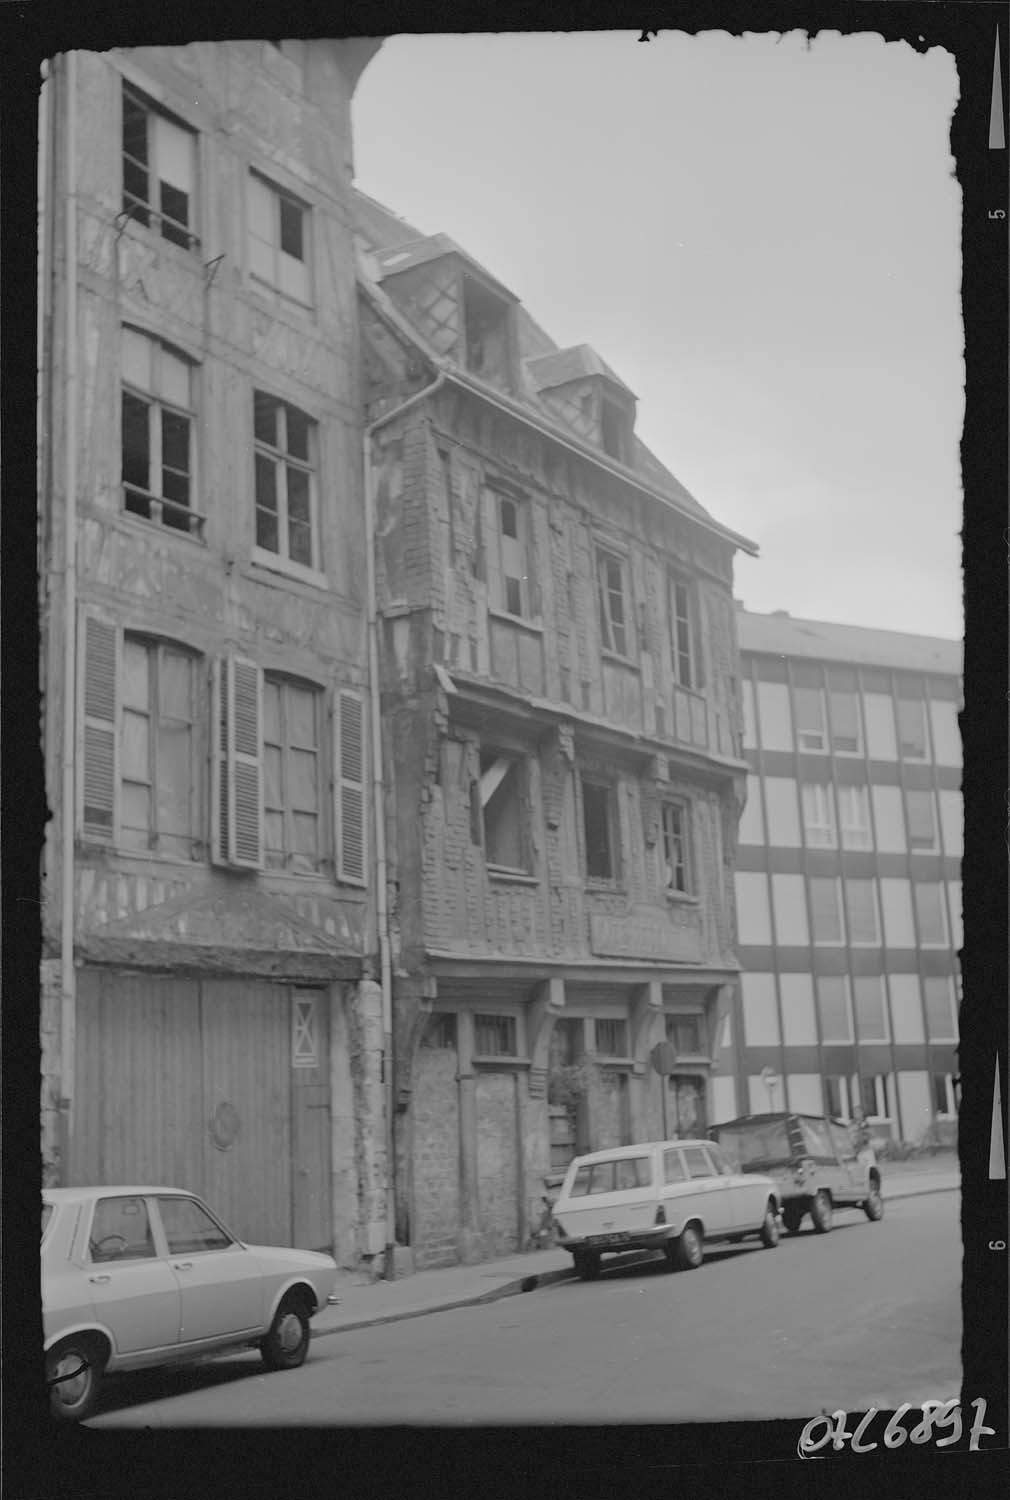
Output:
[{"xmin": 310, "ymin": 1180, "xmax": 958, "ymax": 1342}]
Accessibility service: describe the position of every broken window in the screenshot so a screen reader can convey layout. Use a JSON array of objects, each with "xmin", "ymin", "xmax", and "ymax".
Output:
[
  {"xmin": 661, "ymin": 801, "xmax": 691, "ymax": 895},
  {"xmin": 597, "ymin": 549, "xmax": 631, "ymax": 657},
  {"xmin": 582, "ymin": 777, "xmax": 617, "ymax": 881},
  {"xmin": 479, "ymin": 749, "xmax": 528, "ymax": 871},
  {"xmin": 462, "ymin": 275, "xmax": 512, "ymax": 387},
  {"xmin": 122, "ymin": 86, "xmax": 197, "ymax": 248},
  {"xmin": 486, "ymin": 493, "xmax": 531, "ymax": 618},
  {"xmin": 421, "ymin": 1013, "xmax": 458, "ymax": 1049}
]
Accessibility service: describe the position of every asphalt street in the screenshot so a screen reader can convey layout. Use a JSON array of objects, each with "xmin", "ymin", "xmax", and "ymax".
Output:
[{"xmin": 87, "ymin": 1193, "xmax": 960, "ymax": 1428}]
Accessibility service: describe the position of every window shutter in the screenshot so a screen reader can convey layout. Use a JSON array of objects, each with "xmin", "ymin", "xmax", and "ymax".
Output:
[
  {"xmin": 211, "ymin": 655, "xmax": 263, "ymax": 868},
  {"xmin": 481, "ymin": 488, "xmax": 500, "ymax": 605},
  {"xmin": 337, "ymin": 689, "xmax": 366, "ymax": 885},
  {"xmin": 81, "ymin": 616, "xmax": 118, "ymax": 841}
]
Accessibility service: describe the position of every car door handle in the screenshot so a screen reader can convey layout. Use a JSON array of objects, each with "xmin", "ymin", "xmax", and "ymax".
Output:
[
  {"xmin": 89, "ymin": 1274, "xmax": 111, "ymax": 1284},
  {"xmin": 172, "ymin": 1261, "xmax": 194, "ymax": 1271}
]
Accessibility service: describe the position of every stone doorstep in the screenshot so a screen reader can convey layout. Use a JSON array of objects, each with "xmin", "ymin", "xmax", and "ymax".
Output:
[{"xmin": 312, "ymin": 1175, "xmax": 960, "ymax": 1341}]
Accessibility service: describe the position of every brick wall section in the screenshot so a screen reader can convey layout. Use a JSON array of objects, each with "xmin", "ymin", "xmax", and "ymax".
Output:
[
  {"xmin": 475, "ymin": 1071, "xmax": 521, "ymax": 1256},
  {"xmin": 411, "ymin": 1045, "xmax": 461, "ymax": 1267}
]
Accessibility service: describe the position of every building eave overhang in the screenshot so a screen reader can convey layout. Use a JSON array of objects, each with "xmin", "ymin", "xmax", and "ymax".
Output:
[{"xmin": 422, "ymin": 952, "xmax": 741, "ymax": 986}]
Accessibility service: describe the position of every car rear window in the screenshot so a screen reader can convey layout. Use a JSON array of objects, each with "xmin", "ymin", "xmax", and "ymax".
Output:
[
  {"xmin": 712, "ymin": 1121, "xmax": 791, "ymax": 1168},
  {"xmin": 568, "ymin": 1157, "xmax": 653, "ymax": 1196},
  {"xmin": 799, "ymin": 1117, "xmax": 836, "ymax": 1160}
]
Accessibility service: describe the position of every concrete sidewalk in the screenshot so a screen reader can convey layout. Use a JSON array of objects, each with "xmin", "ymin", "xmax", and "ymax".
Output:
[{"xmin": 310, "ymin": 1165, "xmax": 960, "ymax": 1342}]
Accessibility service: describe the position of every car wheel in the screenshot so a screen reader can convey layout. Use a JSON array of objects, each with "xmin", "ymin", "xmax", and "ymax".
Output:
[
  {"xmin": 573, "ymin": 1249, "xmax": 601, "ymax": 1282},
  {"xmin": 759, "ymin": 1203, "xmax": 780, "ymax": 1248},
  {"xmin": 863, "ymin": 1182, "xmax": 884, "ymax": 1221},
  {"xmin": 810, "ymin": 1191, "xmax": 833, "ymax": 1234},
  {"xmin": 260, "ymin": 1293, "xmax": 311, "ymax": 1371},
  {"xmin": 47, "ymin": 1338, "xmax": 102, "ymax": 1422},
  {"xmin": 672, "ymin": 1223, "xmax": 704, "ymax": 1270},
  {"xmin": 782, "ymin": 1205, "xmax": 804, "ymax": 1235}
]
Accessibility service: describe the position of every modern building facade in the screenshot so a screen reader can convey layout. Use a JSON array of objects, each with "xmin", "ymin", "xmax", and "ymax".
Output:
[
  {"xmin": 354, "ymin": 192, "xmax": 758, "ymax": 1268},
  {"xmin": 38, "ymin": 40, "xmax": 389, "ymax": 1262},
  {"xmin": 731, "ymin": 608, "xmax": 962, "ymax": 1145}
]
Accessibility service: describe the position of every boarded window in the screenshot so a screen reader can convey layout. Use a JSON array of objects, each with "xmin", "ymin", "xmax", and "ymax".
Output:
[
  {"xmin": 212, "ymin": 655, "xmax": 263, "ymax": 869},
  {"xmin": 582, "ymin": 778, "xmax": 615, "ymax": 880},
  {"xmin": 336, "ymin": 690, "xmax": 365, "ymax": 884},
  {"xmin": 474, "ymin": 1013, "xmax": 518, "ymax": 1057}
]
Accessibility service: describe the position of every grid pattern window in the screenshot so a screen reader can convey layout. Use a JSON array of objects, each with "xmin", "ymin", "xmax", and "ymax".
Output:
[
  {"xmin": 669, "ymin": 573, "xmax": 696, "ymax": 688},
  {"xmin": 253, "ymin": 393, "xmax": 319, "ymax": 572},
  {"xmin": 479, "ymin": 750, "xmax": 529, "ymax": 872},
  {"xmin": 801, "ymin": 782, "xmax": 836, "ymax": 847},
  {"xmin": 914, "ymin": 882, "xmax": 948, "ymax": 945},
  {"xmin": 597, "ymin": 549, "xmax": 631, "ymax": 657},
  {"xmin": 661, "ymin": 801, "xmax": 691, "ymax": 895},
  {"xmin": 262, "ymin": 677, "xmax": 323, "ymax": 873},
  {"xmin": 582, "ymin": 777, "xmax": 617, "ymax": 881},
  {"xmin": 122, "ymin": 87, "xmax": 197, "ymax": 248},
  {"xmin": 793, "ymin": 685, "xmax": 827, "ymax": 752},
  {"xmin": 845, "ymin": 879, "xmax": 879, "ymax": 945},
  {"xmin": 121, "ymin": 328, "xmax": 199, "ymax": 535},
  {"xmin": 248, "ymin": 172, "xmax": 311, "ymax": 301},
  {"xmin": 474, "ymin": 1014, "xmax": 518, "ymax": 1058},
  {"xmin": 897, "ymin": 694, "xmax": 929, "ymax": 760},
  {"xmin": 859, "ymin": 1074, "xmax": 890, "ymax": 1120},
  {"xmin": 595, "ymin": 1018, "xmax": 629, "ymax": 1057},
  {"xmin": 421, "ymin": 1013, "xmax": 458, "ymax": 1049},
  {"xmin": 810, "ymin": 877, "xmax": 844, "ymax": 944},
  {"xmin": 853, "ymin": 977, "xmax": 888, "ymax": 1042},
  {"xmin": 905, "ymin": 789, "xmax": 938, "ymax": 851},
  {"xmin": 817, "ymin": 977, "xmax": 852, "ymax": 1043},
  {"xmin": 665, "ymin": 1015, "xmax": 704, "ymax": 1055},
  {"xmin": 120, "ymin": 637, "xmax": 200, "ymax": 858},
  {"xmin": 827, "ymin": 670, "xmax": 861, "ymax": 754},
  {"xmin": 923, "ymin": 978, "xmax": 958, "ymax": 1041},
  {"xmin": 838, "ymin": 784, "xmax": 872, "ymax": 849},
  {"xmin": 489, "ymin": 494, "xmax": 530, "ymax": 618}
]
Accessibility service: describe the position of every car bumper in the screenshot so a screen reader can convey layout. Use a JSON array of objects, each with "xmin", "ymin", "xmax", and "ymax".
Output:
[{"xmin": 557, "ymin": 1225, "xmax": 673, "ymax": 1253}]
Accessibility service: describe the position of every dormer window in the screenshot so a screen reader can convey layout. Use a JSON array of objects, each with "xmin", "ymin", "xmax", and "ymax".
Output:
[
  {"xmin": 600, "ymin": 396, "xmax": 631, "ymax": 463},
  {"xmin": 462, "ymin": 274, "xmax": 513, "ymax": 388}
]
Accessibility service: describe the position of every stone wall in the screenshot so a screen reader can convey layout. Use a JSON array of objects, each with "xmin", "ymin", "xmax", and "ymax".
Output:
[{"xmin": 411, "ymin": 1045, "xmax": 462, "ymax": 1268}]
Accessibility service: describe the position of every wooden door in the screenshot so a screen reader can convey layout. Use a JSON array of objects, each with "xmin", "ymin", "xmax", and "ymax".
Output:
[{"xmin": 291, "ymin": 989, "xmax": 332, "ymax": 1251}]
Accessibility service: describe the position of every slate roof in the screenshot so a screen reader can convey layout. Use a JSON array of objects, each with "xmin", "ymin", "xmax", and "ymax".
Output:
[
  {"xmin": 525, "ymin": 344, "xmax": 636, "ymax": 399},
  {"xmin": 736, "ymin": 608, "xmax": 962, "ymax": 676},
  {"xmin": 374, "ymin": 235, "xmax": 518, "ymax": 303}
]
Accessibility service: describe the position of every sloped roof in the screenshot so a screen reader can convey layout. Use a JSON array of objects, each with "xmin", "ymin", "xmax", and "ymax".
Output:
[
  {"xmin": 351, "ymin": 189, "xmax": 754, "ymax": 550},
  {"xmin": 525, "ymin": 344, "xmax": 636, "ymax": 399},
  {"xmin": 736, "ymin": 608, "xmax": 962, "ymax": 676}
]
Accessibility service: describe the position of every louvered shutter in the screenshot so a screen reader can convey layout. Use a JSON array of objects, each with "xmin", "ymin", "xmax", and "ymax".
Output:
[
  {"xmin": 337, "ymin": 689, "xmax": 366, "ymax": 885},
  {"xmin": 81, "ymin": 616, "xmax": 118, "ymax": 841},
  {"xmin": 211, "ymin": 655, "xmax": 263, "ymax": 868}
]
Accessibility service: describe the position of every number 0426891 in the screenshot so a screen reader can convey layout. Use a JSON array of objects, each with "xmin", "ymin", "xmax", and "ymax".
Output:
[{"xmin": 798, "ymin": 1398, "xmax": 997, "ymax": 1456}]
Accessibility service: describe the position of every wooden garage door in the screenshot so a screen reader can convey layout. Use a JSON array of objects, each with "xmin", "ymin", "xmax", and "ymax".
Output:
[{"xmin": 72, "ymin": 973, "xmax": 327, "ymax": 1250}]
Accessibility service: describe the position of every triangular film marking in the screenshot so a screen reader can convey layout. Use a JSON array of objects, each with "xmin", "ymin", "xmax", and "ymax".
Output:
[{"xmin": 989, "ymin": 1062, "xmax": 1006, "ymax": 1179}]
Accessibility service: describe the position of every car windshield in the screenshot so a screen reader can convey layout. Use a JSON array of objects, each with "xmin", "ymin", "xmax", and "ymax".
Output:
[{"xmin": 711, "ymin": 1121, "xmax": 791, "ymax": 1169}]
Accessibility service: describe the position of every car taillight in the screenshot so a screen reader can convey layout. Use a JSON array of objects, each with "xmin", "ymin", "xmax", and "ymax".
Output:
[{"xmin": 654, "ymin": 1205, "xmax": 666, "ymax": 1225}]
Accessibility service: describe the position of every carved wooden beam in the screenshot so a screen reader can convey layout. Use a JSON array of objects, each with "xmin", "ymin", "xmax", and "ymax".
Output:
[
  {"xmin": 631, "ymin": 979, "xmax": 664, "ymax": 1077},
  {"xmin": 527, "ymin": 977, "xmax": 566, "ymax": 1098}
]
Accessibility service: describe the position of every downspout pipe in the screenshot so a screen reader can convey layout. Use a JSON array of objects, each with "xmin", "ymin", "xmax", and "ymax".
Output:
[
  {"xmin": 363, "ymin": 371, "xmax": 448, "ymax": 1279},
  {"xmin": 59, "ymin": 51, "xmax": 79, "ymax": 1177}
]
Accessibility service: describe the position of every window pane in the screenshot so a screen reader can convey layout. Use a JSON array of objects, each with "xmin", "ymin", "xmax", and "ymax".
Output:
[
  {"xmin": 120, "ymin": 781, "xmax": 151, "ymax": 844},
  {"xmin": 122, "ymin": 392, "xmax": 150, "ymax": 490},
  {"xmin": 286, "ymin": 464, "xmax": 311, "ymax": 525},
  {"xmin": 255, "ymin": 456, "xmax": 279, "ymax": 550},
  {"xmin": 583, "ymin": 782, "xmax": 613, "ymax": 879},
  {"xmin": 158, "ymin": 650, "xmax": 192, "ymax": 719},
  {"xmin": 829, "ymin": 691, "xmax": 860, "ymax": 751},
  {"xmin": 121, "ymin": 708, "xmax": 150, "ymax": 780},
  {"xmin": 810, "ymin": 878, "xmax": 842, "ymax": 942},
  {"xmin": 906, "ymin": 789, "xmax": 936, "ymax": 847},
  {"xmin": 504, "ymin": 576, "xmax": 523, "ymax": 615},
  {"xmin": 159, "ymin": 347, "xmax": 190, "ymax": 408},
  {"xmin": 122, "ymin": 638, "xmax": 150, "ymax": 710},
  {"xmin": 154, "ymin": 115, "xmax": 193, "ymax": 195},
  {"xmin": 915, "ymin": 883, "xmax": 946, "ymax": 942},
  {"xmin": 161, "ymin": 409, "xmax": 190, "ymax": 484},
  {"xmin": 289, "ymin": 747, "xmax": 318, "ymax": 812},
  {"xmin": 846, "ymin": 879, "xmax": 878, "ymax": 943},
  {"xmin": 285, "ymin": 406, "xmax": 310, "ymax": 461},
  {"xmin": 794, "ymin": 688, "xmax": 825, "ymax": 744},
  {"xmin": 263, "ymin": 743, "xmax": 283, "ymax": 810},
  {"xmin": 663, "ymin": 1149, "xmax": 686, "ymax": 1183},
  {"xmin": 288, "ymin": 515, "xmax": 313, "ymax": 567},
  {"xmin": 853, "ymin": 977, "xmax": 886, "ymax": 1040},
  {"xmin": 254, "ymin": 392, "xmax": 279, "ymax": 447},
  {"xmin": 122, "ymin": 327, "xmax": 154, "ymax": 391},
  {"xmin": 286, "ymin": 686, "xmax": 317, "ymax": 747},
  {"xmin": 596, "ymin": 1018, "xmax": 628, "ymax": 1056},
  {"xmin": 159, "ymin": 182, "xmax": 190, "ymax": 243},
  {"xmin": 898, "ymin": 698, "xmax": 927, "ymax": 757},
  {"xmin": 279, "ymin": 196, "xmax": 304, "ymax": 259},
  {"xmin": 156, "ymin": 721, "xmax": 193, "ymax": 836},
  {"xmin": 90, "ymin": 1196, "xmax": 156, "ymax": 1261},
  {"xmin": 158, "ymin": 1196, "xmax": 232, "ymax": 1254},
  {"xmin": 122, "ymin": 93, "xmax": 149, "ymax": 165},
  {"xmin": 817, "ymin": 978, "xmax": 850, "ymax": 1042},
  {"xmin": 499, "ymin": 497, "xmax": 517, "ymax": 539},
  {"xmin": 924, "ymin": 978, "xmax": 955, "ymax": 1039},
  {"xmin": 475, "ymin": 1014, "xmax": 517, "ymax": 1056},
  {"xmin": 292, "ymin": 812, "xmax": 319, "ymax": 863},
  {"xmin": 264, "ymin": 810, "xmax": 285, "ymax": 864},
  {"xmin": 682, "ymin": 1147, "xmax": 712, "ymax": 1180},
  {"xmin": 261, "ymin": 679, "xmax": 281, "ymax": 743}
]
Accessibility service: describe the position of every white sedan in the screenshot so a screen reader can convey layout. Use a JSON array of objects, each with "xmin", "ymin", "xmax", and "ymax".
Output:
[{"xmin": 43, "ymin": 1186, "xmax": 339, "ymax": 1421}]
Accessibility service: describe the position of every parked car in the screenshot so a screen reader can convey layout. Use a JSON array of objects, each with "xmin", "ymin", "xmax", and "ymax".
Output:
[
  {"xmin": 707, "ymin": 1113, "xmax": 884, "ymax": 1235},
  {"xmin": 43, "ymin": 1186, "xmax": 339, "ymax": 1421},
  {"xmin": 552, "ymin": 1139, "xmax": 781, "ymax": 1281}
]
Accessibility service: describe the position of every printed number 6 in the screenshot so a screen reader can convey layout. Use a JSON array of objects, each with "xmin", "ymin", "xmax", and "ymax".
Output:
[{"xmin": 989, "ymin": 1241, "xmax": 1007, "ymax": 1251}]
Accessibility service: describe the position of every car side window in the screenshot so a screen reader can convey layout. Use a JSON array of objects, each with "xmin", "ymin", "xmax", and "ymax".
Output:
[
  {"xmin": 157, "ymin": 1196, "xmax": 234, "ymax": 1254},
  {"xmin": 663, "ymin": 1149, "xmax": 686, "ymax": 1184},
  {"xmin": 706, "ymin": 1144, "xmax": 732, "ymax": 1175},
  {"xmin": 615, "ymin": 1157, "xmax": 652, "ymax": 1190},
  {"xmin": 89, "ymin": 1196, "xmax": 157, "ymax": 1262},
  {"xmin": 681, "ymin": 1146, "xmax": 714, "ymax": 1180}
]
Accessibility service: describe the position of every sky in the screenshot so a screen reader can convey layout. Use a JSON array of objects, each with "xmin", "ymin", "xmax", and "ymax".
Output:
[{"xmin": 352, "ymin": 30, "xmax": 964, "ymax": 642}]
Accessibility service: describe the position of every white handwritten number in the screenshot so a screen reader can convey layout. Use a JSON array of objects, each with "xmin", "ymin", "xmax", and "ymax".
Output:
[
  {"xmin": 884, "ymin": 1404, "xmax": 912, "ymax": 1447},
  {"xmin": 797, "ymin": 1414, "xmax": 834, "ymax": 1456},
  {"xmin": 968, "ymin": 1398, "xmax": 996, "ymax": 1451},
  {"xmin": 932, "ymin": 1399, "xmax": 963, "ymax": 1447},
  {"xmin": 849, "ymin": 1408, "xmax": 879, "ymax": 1453}
]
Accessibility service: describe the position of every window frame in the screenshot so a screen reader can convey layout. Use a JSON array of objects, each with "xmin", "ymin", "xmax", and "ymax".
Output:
[
  {"xmin": 824, "ymin": 1074, "xmax": 851, "ymax": 1121},
  {"xmin": 596, "ymin": 546, "xmax": 634, "ymax": 661},
  {"xmin": 931, "ymin": 1072, "xmax": 957, "ymax": 1118},
  {"xmin": 121, "ymin": 327, "xmax": 202, "ymax": 537},
  {"xmin": 897, "ymin": 696, "xmax": 929, "ymax": 760},
  {"xmin": 809, "ymin": 876, "xmax": 845, "ymax": 946},
  {"xmin": 594, "ymin": 1017, "xmax": 630, "ymax": 1059},
  {"xmin": 905, "ymin": 788, "xmax": 939, "ymax": 852},
  {"xmin": 852, "ymin": 975, "xmax": 889, "ymax": 1042},
  {"xmin": 121, "ymin": 85, "xmax": 199, "ymax": 251},
  {"xmin": 914, "ymin": 881, "xmax": 949, "ymax": 947},
  {"xmin": 660, "ymin": 799, "xmax": 693, "ymax": 898},
  {"xmin": 793, "ymin": 685, "xmax": 828, "ymax": 753},
  {"xmin": 845, "ymin": 878, "xmax": 880, "ymax": 947},
  {"xmin": 487, "ymin": 491, "xmax": 533, "ymax": 621},
  {"xmin": 473, "ymin": 1012, "xmax": 521, "ymax": 1060},
  {"xmin": 858, "ymin": 1073, "xmax": 891, "ymax": 1122},
  {"xmin": 88, "ymin": 1195, "xmax": 159, "ymax": 1264},
  {"xmin": 816, "ymin": 976, "xmax": 854, "ymax": 1045},
  {"xmin": 247, "ymin": 169, "xmax": 313, "ymax": 304},
  {"xmin": 838, "ymin": 783, "xmax": 872, "ymax": 849},
  {"xmin": 119, "ymin": 633, "xmax": 202, "ymax": 860},
  {"xmin": 252, "ymin": 392, "xmax": 322, "ymax": 581},
  {"xmin": 668, "ymin": 570, "xmax": 698, "ymax": 689},
  {"xmin": 580, "ymin": 774, "xmax": 620, "ymax": 884},
  {"xmin": 261, "ymin": 673, "xmax": 326, "ymax": 875},
  {"xmin": 828, "ymin": 687, "xmax": 863, "ymax": 756},
  {"xmin": 923, "ymin": 976, "xmax": 958, "ymax": 1042},
  {"xmin": 478, "ymin": 747, "xmax": 532, "ymax": 875},
  {"xmin": 801, "ymin": 781, "xmax": 837, "ymax": 848}
]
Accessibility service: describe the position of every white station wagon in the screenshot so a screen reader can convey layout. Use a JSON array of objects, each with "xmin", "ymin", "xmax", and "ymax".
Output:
[
  {"xmin": 43, "ymin": 1187, "xmax": 339, "ymax": 1421},
  {"xmin": 552, "ymin": 1139, "xmax": 781, "ymax": 1280}
]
